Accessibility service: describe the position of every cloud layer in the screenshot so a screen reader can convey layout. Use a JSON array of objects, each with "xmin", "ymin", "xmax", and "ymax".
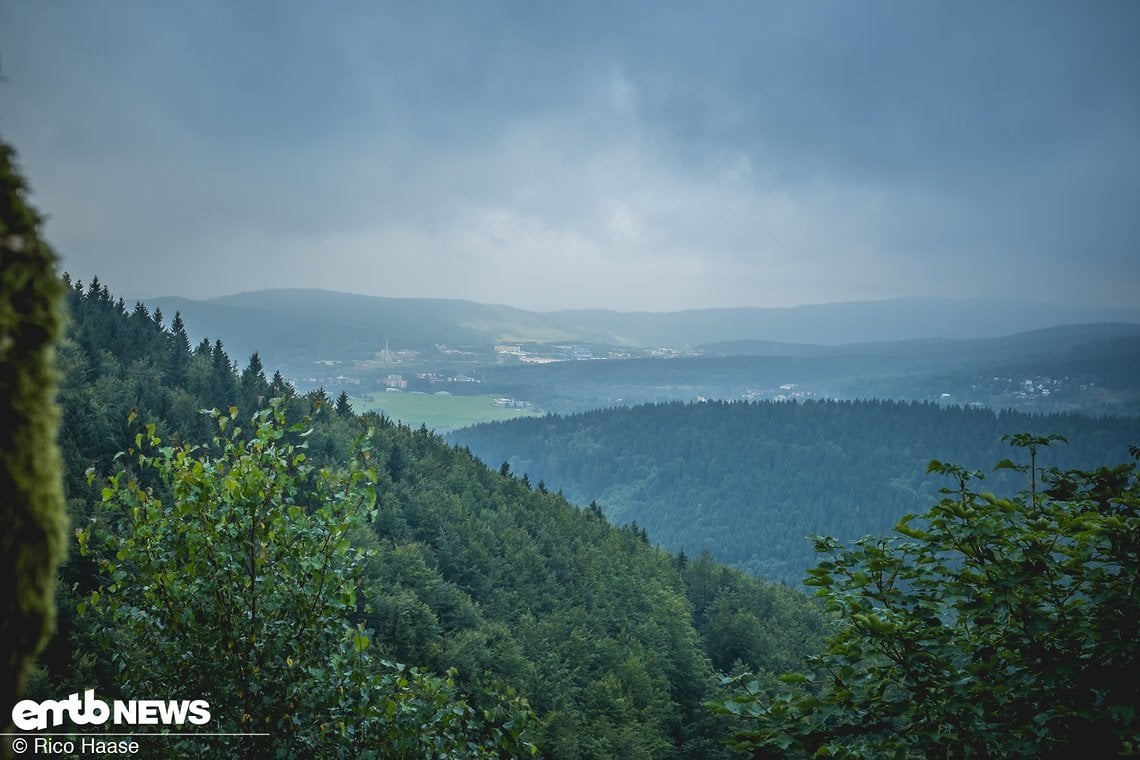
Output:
[{"xmin": 3, "ymin": 1, "xmax": 1138, "ymax": 310}]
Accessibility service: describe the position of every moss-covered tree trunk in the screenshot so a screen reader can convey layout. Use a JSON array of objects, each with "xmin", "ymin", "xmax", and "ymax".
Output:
[{"xmin": 0, "ymin": 139, "xmax": 67, "ymax": 737}]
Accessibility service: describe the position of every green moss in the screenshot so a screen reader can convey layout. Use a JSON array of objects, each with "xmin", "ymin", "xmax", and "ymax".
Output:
[{"xmin": 0, "ymin": 140, "xmax": 68, "ymax": 718}]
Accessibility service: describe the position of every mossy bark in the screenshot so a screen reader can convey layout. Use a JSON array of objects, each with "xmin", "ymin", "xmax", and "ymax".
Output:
[{"xmin": 0, "ymin": 140, "xmax": 68, "ymax": 728}]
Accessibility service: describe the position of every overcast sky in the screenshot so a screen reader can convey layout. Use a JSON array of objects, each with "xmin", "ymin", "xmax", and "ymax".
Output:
[{"xmin": 2, "ymin": 2, "xmax": 1138, "ymax": 312}]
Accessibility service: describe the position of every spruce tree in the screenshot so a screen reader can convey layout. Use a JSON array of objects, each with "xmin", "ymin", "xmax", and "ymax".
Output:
[
  {"xmin": 269, "ymin": 369, "xmax": 292, "ymax": 398},
  {"xmin": 334, "ymin": 390, "xmax": 354, "ymax": 418},
  {"xmin": 167, "ymin": 311, "xmax": 191, "ymax": 382},
  {"xmin": 241, "ymin": 351, "xmax": 269, "ymax": 410},
  {"xmin": 209, "ymin": 339, "xmax": 237, "ymax": 408}
]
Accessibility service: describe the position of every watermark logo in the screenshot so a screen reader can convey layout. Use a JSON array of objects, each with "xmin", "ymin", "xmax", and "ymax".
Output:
[{"xmin": 11, "ymin": 689, "xmax": 210, "ymax": 731}]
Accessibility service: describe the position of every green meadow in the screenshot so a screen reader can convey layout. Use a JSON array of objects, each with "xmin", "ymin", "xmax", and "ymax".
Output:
[{"xmin": 353, "ymin": 392, "xmax": 541, "ymax": 433}]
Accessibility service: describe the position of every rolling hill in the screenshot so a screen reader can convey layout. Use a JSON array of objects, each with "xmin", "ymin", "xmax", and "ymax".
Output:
[
  {"xmin": 146, "ymin": 289, "xmax": 1140, "ymax": 370},
  {"xmin": 149, "ymin": 289, "xmax": 632, "ymax": 367},
  {"xmin": 550, "ymin": 296, "xmax": 1140, "ymax": 347},
  {"xmin": 450, "ymin": 399, "xmax": 1140, "ymax": 584}
]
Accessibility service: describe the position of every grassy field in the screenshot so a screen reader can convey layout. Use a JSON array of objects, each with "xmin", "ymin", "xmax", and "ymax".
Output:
[{"xmin": 352, "ymin": 392, "xmax": 541, "ymax": 433}]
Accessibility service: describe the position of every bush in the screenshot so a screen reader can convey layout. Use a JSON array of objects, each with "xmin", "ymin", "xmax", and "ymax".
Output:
[{"xmin": 714, "ymin": 435, "xmax": 1139, "ymax": 759}]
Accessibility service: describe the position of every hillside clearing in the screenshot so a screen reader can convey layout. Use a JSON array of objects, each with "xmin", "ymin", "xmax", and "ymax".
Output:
[{"xmin": 353, "ymin": 391, "xmax": 541, "ymax": 433}]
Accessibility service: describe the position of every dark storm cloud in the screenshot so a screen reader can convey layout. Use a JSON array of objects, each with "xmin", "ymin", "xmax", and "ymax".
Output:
[{"xmin": 2, "ymin": 1, "xmax": 1137, "ymax": 310}]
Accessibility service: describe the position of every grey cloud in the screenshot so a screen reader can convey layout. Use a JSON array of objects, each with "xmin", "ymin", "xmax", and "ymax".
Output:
[{"xmin": 2, "ymin": 1, "xmax": 1138, "ymax": 310}]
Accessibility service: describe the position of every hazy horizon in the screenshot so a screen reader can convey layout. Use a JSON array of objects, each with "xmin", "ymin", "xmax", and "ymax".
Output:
[
  {"xmin": 4, "ymin": 2, "xmax": 1139, "ymax": 312},
  {"xmin": 101, "ymin": 286, "xmax": 1136, "ymax": 318}
]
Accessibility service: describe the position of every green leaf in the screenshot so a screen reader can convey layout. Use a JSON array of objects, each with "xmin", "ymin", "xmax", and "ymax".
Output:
[
  {"xmin": 777, "ymin": 672, "xmax": 808, "ymax": 685},
  {"xmin": 353, "ymin": 631, "xmax": 370, "ymax": 653}
]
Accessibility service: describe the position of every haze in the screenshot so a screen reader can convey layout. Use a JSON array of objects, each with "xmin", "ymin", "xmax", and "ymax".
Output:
[{"xmin": 3, "ymin": 2, "xmax": 1138, "ymax": 312}]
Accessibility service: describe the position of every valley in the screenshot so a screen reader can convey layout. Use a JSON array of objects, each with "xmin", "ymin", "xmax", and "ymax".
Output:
[
  {"xmin": 352, "ymin": 391, "xmax": 540, "ymax": 433},
  {"xmin": 9, "ymin": 2, "xmax": 1137, "ymax": 749},
  {"xmin": 147, "ymin": 289, "xmax": 1140, "ymax": 430}
]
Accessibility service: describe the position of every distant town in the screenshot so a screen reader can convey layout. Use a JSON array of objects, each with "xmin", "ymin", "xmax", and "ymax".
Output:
[{"xmin": 287, "ymin": 334, "xmax": 1119, "ymax": 424}]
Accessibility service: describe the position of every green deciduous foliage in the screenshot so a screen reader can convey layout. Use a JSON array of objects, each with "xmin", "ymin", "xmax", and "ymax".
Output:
[
  {"xmin": 714, "ymin": 435, "xmax": 1140, "ymax": 758},
  {"xmin": 81, "ymin": 401, "xmax": 535, "ymax": 758}
]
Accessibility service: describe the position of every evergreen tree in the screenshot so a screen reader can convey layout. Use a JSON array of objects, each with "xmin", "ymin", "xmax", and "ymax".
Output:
[
  {"xmin": 307, "ymin": 386, "xmax": 331, "ymax": 417},
  {"xmin": 269, "ymin": 370, "xmax": 292, "ymax": 398},
  {"xmin": 167, "ymin": 311, "xmax": 191, "ymax": 382},
  {"xmin": 240, "ymin": 352, "xmax": 269, "ymax": 410},
  {"xmin": 334, "ymin": 390, "xmax": 354, "ymax": 418},
  {"xmin": 208, "ymin": 339, "xmax": 237, "ymax": 408}
]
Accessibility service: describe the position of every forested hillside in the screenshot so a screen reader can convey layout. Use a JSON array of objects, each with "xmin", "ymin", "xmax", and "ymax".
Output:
[
  {"xmin": 451, "ymin": 401, "xmax": 1140, "ymax": 583},
  {"xmin": 37, "ymin": 278, "xmax": 824, "ymax": 758}
]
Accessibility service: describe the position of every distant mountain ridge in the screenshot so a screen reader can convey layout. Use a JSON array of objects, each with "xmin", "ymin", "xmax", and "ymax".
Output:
[
  {"xmin": 146, "ymin": 289, "xmax": 1140, "ymax": 369},
  {"xmin": 149, "ymin": 289, "xmax": 633, "ymax": 366},
  {"xmin": 702, "ymin": 321, "xmax": 1140, "ymax": 359}
]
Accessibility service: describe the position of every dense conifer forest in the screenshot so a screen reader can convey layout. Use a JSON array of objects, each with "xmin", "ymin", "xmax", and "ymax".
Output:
[
  {"xmin": 452, "ymin": 401, "xmax": 1140, "ymax": 582},
  {"xmin": 32, "ymin": 277, "xmax": 825, "ymax": 757}
]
